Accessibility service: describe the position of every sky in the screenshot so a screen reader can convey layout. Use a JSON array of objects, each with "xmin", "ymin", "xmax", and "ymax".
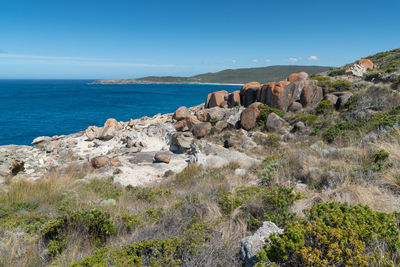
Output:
[{"xmin": 0, "ymin": 0, "xmax": 399, "ymax": 79}]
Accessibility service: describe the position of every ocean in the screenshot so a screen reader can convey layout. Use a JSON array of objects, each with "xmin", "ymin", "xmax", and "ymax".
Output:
[{"xmin": 0, "ymin": 80, "xmax": 241, "ymax": 146}]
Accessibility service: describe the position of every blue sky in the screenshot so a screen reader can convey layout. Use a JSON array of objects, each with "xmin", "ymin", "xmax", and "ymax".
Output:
[{"xmin": 0, "ymin": 0, "xmax": 399, "ymax": 79}]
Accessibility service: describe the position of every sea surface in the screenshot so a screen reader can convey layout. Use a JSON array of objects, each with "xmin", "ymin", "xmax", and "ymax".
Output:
[{"xmin": 0, "ymin": 80, "xmax": 241, "ymax": 146}]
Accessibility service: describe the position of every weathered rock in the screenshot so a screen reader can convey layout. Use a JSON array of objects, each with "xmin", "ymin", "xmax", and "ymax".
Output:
[
  {"xmin": 300, "ymin": 80, "xmax": 323, "ymax": 106},
  {"xmin": 214, "ymin": 120, "xmax": 228, "ymax": 132},
  {"xmin": 257, "ymin": 81, "xmax": 291, "ymax": 110},
  {"xmin": 226, "ymin": 110, "xmax": 242, "ymax": 129},
  {"xmin": 240, "ymin": 82, "xmax": 261, "ymax": 107},
  {"xmin": 192, "ymin": 122, "xmax": 212, "ymax": 138},
  {"xmin": 266, "ymin": 112, "xmax": 285, "ymax": 131},
  {"xmin": 335, "ymin": 92, "xmax": 353, "ymax": 109},
  {"xmin": 67, "ymin": 139, "xmax": 78, "ymax": 147},
  {"xmin": 288, "ymin": 101, "xmax": 303, "ymax": 112},
  {"xmin": 207, "ymin": 107, "xmax": 226, "ymax": 121},
  {"xmin": 195, "ymin": 110, "xmax": 211, "ymax": 122},
  {"xmin": 173, "ymin": 106, "xmax": 191, "ymax": 121},
  {"xmin": 32, "ymin": 136, "xmax": 51, "ymax": 145},
  {"xmin": 185, "ymin": 116, "xmax": 201, "ymax": 130},
  {"xmin": 227, "ymin": 90, "xmax": 241, "ymax": 107},
  {"xmin": 358, "ymin": 58, "xmax": 376, "ymax": 70},
  {"xmin": 175, "ymin": 120, "xmax": 186, "ymax": 131},
  {"xmin": 205, "ymin": 90, "xmax": 228, "ymax": 108},
  {"xmin": 248, "ymin": 102, "xmax": 263, "ymax": 109},
  {"xmin": 288, "ymin": 71, "xmax": 309, "ymax": 82},
  {"xmin": 324, "ymin": 94, "xmax": 339, "ymax": 105},
  {"xmin": 154, "ymin": 151, "xmax": 172, "ymax": 163},
  {"xmin": 219, "ymin": 100, "xmax": 228, "ymax": 108},
  {"xmin": 128, "ymin": 118, "xmax": 135, "ymax": 128},
  {"xmin": 91, "ymin": 156, "xmax": 111, "ymax": 168},
  {"xmin": 45, "ymin": 140, "xmax": 60, "ymax": 153},
  {"xmin": 99, "ymin": 118, "xmax": 119, "ymax": 140},
  {"xmin": 240, "ymin": 221, "xmax": 283, "ymax": 267},
  {"xmin": 346, "ymin": 63, "xmax": 366, "ymax": 77},
  {"xmin": 291, "ymin": 121, "xmax": 307, "ymax": 133},
  {"xmin": 171, "ymin": 132, "xmax": 193, "ymax": 151},
  {"xmin": 0, "ymin": 151, "xmax": 24, "ymax": 182},
  {"xmin": 240, "ymin": 107, "xmax": 260, "ymax": 131},
  {"xmin": 85, "ymin": 126, "xmax": 101, "ymax": 141}
]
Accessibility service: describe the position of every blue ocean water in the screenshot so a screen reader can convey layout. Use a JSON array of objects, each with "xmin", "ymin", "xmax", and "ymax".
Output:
[{"xmin": 0, "ymin": 80, "xmax": 241, "ymax": 145}]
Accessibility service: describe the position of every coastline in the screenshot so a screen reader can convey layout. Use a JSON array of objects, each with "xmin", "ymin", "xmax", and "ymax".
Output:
[{"xmin": 90, "ymin": 80, "xmax": 244, "ymax": 86}]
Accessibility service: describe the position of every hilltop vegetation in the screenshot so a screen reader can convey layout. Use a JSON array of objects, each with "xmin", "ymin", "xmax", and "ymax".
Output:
[
  {"xmin": 2, "ymin": 48, "xmax": 400, "ymax": 266},
  {"xmin": 92, "ymin": 65, "xmax": 332, "ymax": 84}
]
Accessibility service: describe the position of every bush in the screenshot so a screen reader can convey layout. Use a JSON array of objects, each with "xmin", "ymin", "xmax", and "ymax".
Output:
[
  {"xmin": 257, "ymin": 202, "xmax": 400, "ymax": 266},
  {"xmin": 70, "ymin": 221, "xmax": 213, "ymax": 266},
  {"xmin": 316, "ymin": 100, "xmax": 334, "ymax": 115},
  {"xmin": 330, "ymin": 80, "xmax": 351, "ymax": 92},
  {"xmin": 329, "ymin": 68, "xmax": 346, "ymax": 76},
  {"xmin": 42, "ymin": 208, "xmax": 115, "ymax": 256}
]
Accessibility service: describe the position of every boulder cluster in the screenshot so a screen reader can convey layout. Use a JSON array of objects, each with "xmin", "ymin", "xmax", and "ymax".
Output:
[{"xmin": 172, "ymin": 70, "xmax": 354, "ymax": 137}]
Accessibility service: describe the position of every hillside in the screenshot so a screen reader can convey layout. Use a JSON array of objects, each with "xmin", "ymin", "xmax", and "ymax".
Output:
[
  {"xmin": 91, "ymin": 65, "xmax": 332, "ymax": 84},
  {"xmin": 2, "ymin": 48, "xmax": 400, "ymax": 266}
]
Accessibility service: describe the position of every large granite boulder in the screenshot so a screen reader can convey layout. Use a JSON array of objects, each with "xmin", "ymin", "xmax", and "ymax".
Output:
[
  {"xmin": 240, "ymin": 107, "xmax": 260, "ymax": 131},
  {"xmin": 288, "ymin": 71, "xmax": 309, "ymax": 82},
  {"xmin": 240, "ymin": 82, "xmax": 261, "ymax": 107},
  {"xmin": 266, "ymin": 112, "xmax": 285, "ymax": 131},
  {"xmin": 299, "ymin": 80, "xmax": 323, "ymax": 106},
  {"xmin": 192, "ymin": 122, "xmax": 212, "ymax": 138},
  {"xmin": 99, "ymin": 118, "xmax": 119, "ymax": 140},
  {"xmin": 228, "ymin": 90, "xmax": 241, "ymax": 107},
  {"xmin": 173, "ymin": 106, "xmax": 191, "ymax": 121},
  {"xmin": 257, "ymin": 81, "xmax": 291, "ymax": 110},
  {"xmin": 205, "ymin": 90, "xmax": 228, "ymax": 108},
  {"xmin": 358, "ymin": 58, "xmax": 376, "ymax": 70},
  {"xmin": 85, "ymin": 126, "xmax": 101, "ymax": 141},
  {"xmin": 240, "ymin": 221, "xmax": 283, "ymax": 267}
]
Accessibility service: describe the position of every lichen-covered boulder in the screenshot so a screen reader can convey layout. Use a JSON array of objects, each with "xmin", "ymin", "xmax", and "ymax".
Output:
[
  {"xmin": 288, "ymin": 71, "xmax": 309, "ymax": 82},
  {"xmin": 358, "ymin": 58, "xmax": 376, "ymax": 70},
  {"xmin": 266, "ymin": 112, "xmax": 285, "ymax": 131},
  {"xmin": 99, "ymin": 118, "xmax": 119, "ymax": 140},
  {"xmin": 228, "ymin": 90, "xmax": 241, "ymax": 107},
  {"xmin": 173, "ymin": 106, "xmax": 191, "ymax": 121},
  {"xmin": 192, "ymin": 122, "xmax": 212, "ymax": 138},
  {"xmin": 257, "ymin": 81, "xmax": 291, "ymax": 110},
  {"xmin": 300, "ymin": 80, "xmax": 323, "ymax": 106},
  {"xmin": 240, "ymin": 107, "xmax": 260, "ymax": 131},
  {"xmin": 205, "ymin": 90, "xmax": 228, "ymax": 108},
  {"xmin": 240, "ymin": 82, "xmax": 261, "ymax": 107},
  {"xmin": 91, "ymin": 156, "xmax": 111, "ymax": 168}
]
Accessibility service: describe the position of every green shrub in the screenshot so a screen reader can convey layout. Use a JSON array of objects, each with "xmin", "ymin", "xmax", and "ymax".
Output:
[
  {"xmin": 364, "ymin": 149, "xmax": 391, "ymax": 173},
  {"xmin": 42, "ymin": 208, "xmax": 115, "ymax": 256},
  {"xmin": 311, "ymin": 76, "xmax": 332, "ymax": 88},
  {"xmin": 265, "ymin": 134, "xmax": 280, "ymax": 147},
  {"xmin": 86, "ymin": 179, "xmax": 122, "ymax": 200},
  {"xmin": 257, "ymin": 202, "xmax": 400, "ymax": 266},
  {"xmin": 209, "ymin": 118, "xmax": 219, "ymax": 126},
  {"xmin": 330, "ymin": 80, "xmax": 351, "ymax": 92},
  {"xmin": 126, "ymin": 186, "xmax": 171, "ymax": 202},
  {"xmin": 70, "ymin": 221, "xmax": 213, "ymax": 266},
  {"xmin": 316, "ymin": 100, "xmax": 334, "ymax": 115},
  {"xmin": 329, "ymin": 68, "xmax": 346, "ymax": 76},
  {"xmin": 294, "ymin": 114, "xmax": 317, "ymax": 126}
]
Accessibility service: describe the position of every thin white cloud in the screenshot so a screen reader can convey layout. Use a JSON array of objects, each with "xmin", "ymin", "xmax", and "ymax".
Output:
[
  {"xmin": 0, "ymin": 53, "xmax": 175, "ymax": 68},
  {"xmin": 308, "ymin": 55, "xmax": 320, "ymax": 61},
  {"xmin": 251, "ymin": 59, "xmax": 258, "ymax": 63},
  {"xmin": 231, "ymin": 59, "xmax": 237, "ymax": 64},
  {"xmin": 265, "ymin": 58, "xmax": 271, "ymax": 63},
  {"xmin": 286, "ymin": 57, "xmax": 301, "ymax": 63}
]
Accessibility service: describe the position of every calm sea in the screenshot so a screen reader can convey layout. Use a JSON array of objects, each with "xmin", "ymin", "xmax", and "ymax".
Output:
[{"xmin": 0, "ymin": 80, "xmax": 241, "ymax": 145}]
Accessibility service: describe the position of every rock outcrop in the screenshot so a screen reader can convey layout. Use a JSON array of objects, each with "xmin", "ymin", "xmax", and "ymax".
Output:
[
  {"xmin": 205, "ymin": 90, "xmax": 228, "ymax": 108},
  {"xmin": 240, "ymin": 82, "xmax": 261, "ymax": 107},
  {"xmin": 240, "ymin": 221, "xmax": 283, "ymax": 267},
  {"xmin": 240, "ymin": 107, "xmax": 260, "ymax": 131}
]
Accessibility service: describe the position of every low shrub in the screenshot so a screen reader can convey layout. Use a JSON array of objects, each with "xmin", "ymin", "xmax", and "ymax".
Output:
[
  {"xmin": 257, "ymin": 202, "xmax": 400, "ymax": 266},
  {"xmin": 329, "ymin": 68, "xmax": 346, "ymax": 76},
  {"xmin": 42, "ymin": 208, "xmax": 115, "ymax": 256},
  {"xmin": 316, "ymin": 100, "xmax": 335, "ymax": 115}
]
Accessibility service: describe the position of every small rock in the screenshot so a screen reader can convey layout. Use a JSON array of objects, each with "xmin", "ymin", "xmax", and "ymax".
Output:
[
  {"xmin": 195, "ymin": 110, "xmax": 211, "ymax": 122},
  {"xmin": 99, "ymin": 118, "xmax": 119, "ymax": 140},
  {"xmin": 67, "ymin": 139, "xmax": 78, "ymax": 147},
  {"xmin": 324, "ymin": 94, "xmax": 339, "ymax": 105},
  {"xmin": 288, "ymin": 101, "xmax": 303, "ymax": 112},
  {"xmin": 154, "ymin": 152, "xmax": 172, "ymax": 163},
  {"xmin": 85, "ymin": 126, "xmax": 101, "ymax": 141},
  {"xmin": 45, "ymin": 140, "xmax": 60, "ymax": 153},
  {"xmin": 266, "ymin": 112, "xmax": 285, "ymax": 131},
  {"xmin": 91, "ymin": 156, "xmax": 111, "ymax": 168},
  {"xmin": 335, "ymin": 92, "xmax": 353, "ymax": 109},
  {"xmin": 192, "ymin": 122, "xmax": 212, "ymax": 138},
  {"xmin": 32, "ymin": 136, "xmax": 51, "ymax": 145}
]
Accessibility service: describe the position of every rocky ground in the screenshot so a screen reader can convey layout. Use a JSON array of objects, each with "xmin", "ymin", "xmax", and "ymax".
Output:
[{"xmin": 1, "ymin": 48, "xmax": 400, "ymax": 266}]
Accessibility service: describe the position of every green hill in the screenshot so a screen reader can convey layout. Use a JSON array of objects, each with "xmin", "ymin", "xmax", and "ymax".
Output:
[{"xmin": 92, "ymin": 65, "xmax": 332, "ymax": 84}]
